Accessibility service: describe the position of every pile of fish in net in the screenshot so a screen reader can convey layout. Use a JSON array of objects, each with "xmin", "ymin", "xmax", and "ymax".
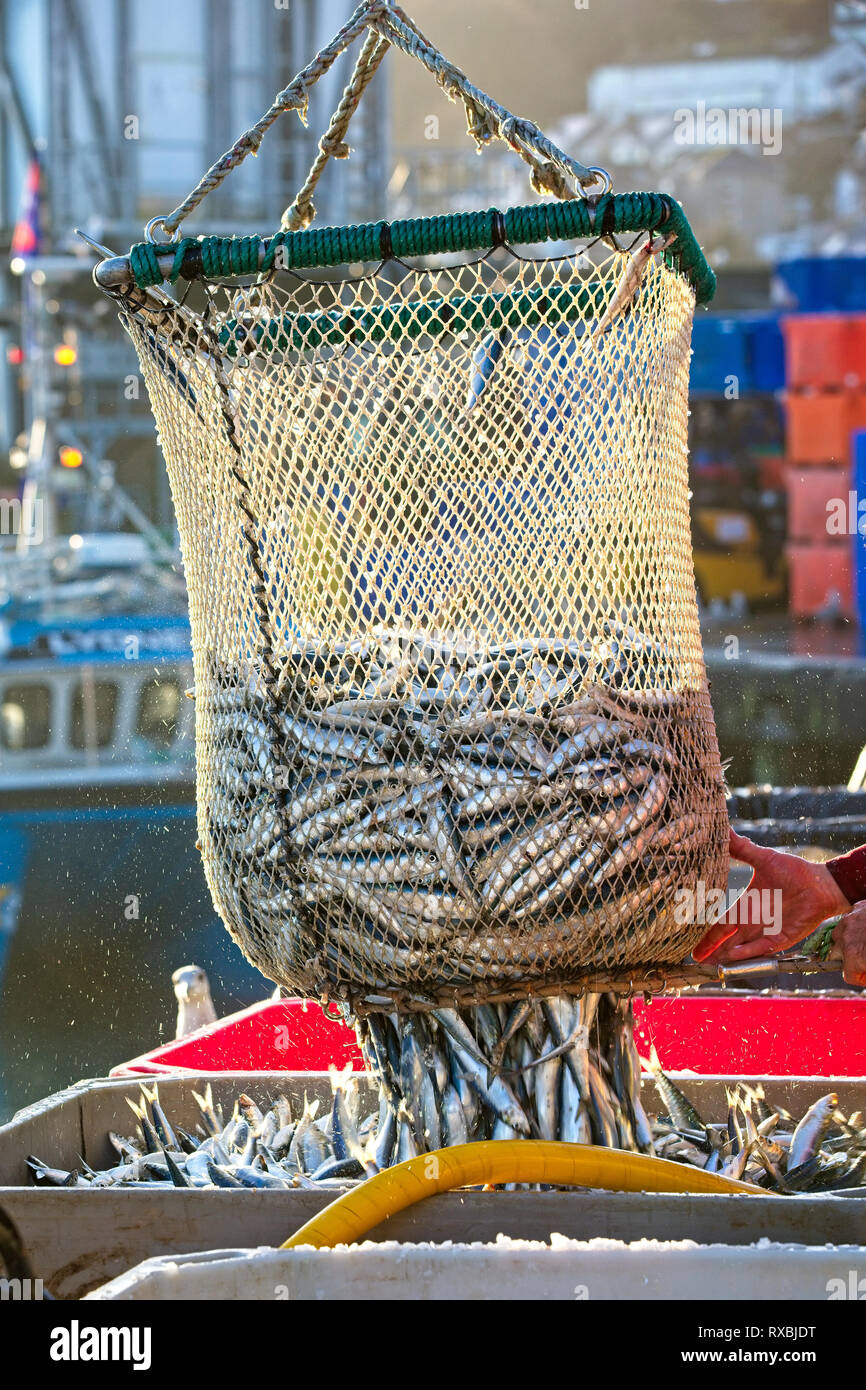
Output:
[
  {"xmin": 184, "ymin": 625, "xmax": 729, "ymax": 1190},
  {"xmin": 27, "ymin": 1046, "xmax": 866, "ymax": 1196},
  {"xmin": 203, "ymin": 621, "xmax": 724, "ymax": 1001}
]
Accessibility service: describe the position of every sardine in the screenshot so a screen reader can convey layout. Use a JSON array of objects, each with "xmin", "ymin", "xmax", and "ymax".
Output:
[
  {"xmin": 789, "ymin": 1093, "xmax": 840, "ymax": 1170},
  {"xmin": 645, "ymin": 1046, "xmax": 706, "ymax": 1134}
]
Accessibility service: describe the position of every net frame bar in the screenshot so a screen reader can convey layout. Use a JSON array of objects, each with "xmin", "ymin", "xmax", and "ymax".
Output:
[{"xmin": 97, "ymin": 193, "xmax": 715, "ymax": 307}]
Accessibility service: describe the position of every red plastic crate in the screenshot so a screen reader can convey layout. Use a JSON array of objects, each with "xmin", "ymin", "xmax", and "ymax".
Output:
[
  {"xmin": 786, "ymin": 541, "xmax": 854, "ymax": 617},
  {"xmin": 785, "ymin": 465, "xmax": 852, "ymax": 543},
  {"xmin": 112, "ymin": 994, "xmax": 866, "ymax": 1079},
  {"xmin": 633, "ymin": 996, "xmax": 866, "ymax": 1076},
  {"xmin": 782, "ymin": 314, "xmax": 866, "ymax": 390},
  {"xmin": 786, "ymin": 389, "xmax": 866, "ymax": 465}
]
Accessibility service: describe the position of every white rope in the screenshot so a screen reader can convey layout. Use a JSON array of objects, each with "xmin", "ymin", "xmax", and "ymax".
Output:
[
  {"xmin": 157, "ymin": 0, "xmax": 607, "ymax": 240},
  {"xmin": 280, "ymin": 28, "xmax": 390, "ymax": 233},
  {"xmin": 370, "ymin": 4, "xmax": 603, "ymax": 201},
  {"xmin": 160, "ymin": 1, "xmax": 388, "ymax": 237}
]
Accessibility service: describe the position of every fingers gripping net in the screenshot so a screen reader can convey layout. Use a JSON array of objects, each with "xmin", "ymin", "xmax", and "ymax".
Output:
[{"xmin": 118, "ymin": 238, "xmax": 728, "ymax": 1009}]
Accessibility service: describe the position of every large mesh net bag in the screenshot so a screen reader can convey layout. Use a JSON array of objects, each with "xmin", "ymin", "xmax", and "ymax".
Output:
[{"xmin": 98, "ymin": 2, "xmax": 728, "ymax": 1016}]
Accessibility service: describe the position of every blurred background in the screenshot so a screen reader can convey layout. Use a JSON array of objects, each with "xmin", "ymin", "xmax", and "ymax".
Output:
[{"xmin": 1, "ymin": 0, "xmax": 866, "ymax": 1117}]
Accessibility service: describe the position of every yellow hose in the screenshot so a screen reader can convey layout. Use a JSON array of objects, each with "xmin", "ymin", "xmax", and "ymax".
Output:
[{"xmin": 282, "ymin": 1141, "xmax": 762, "ymax": 1250}]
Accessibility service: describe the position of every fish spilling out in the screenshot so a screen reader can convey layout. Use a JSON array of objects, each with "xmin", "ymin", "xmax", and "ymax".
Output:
[
  {"xmin": 27, "ymin": 1082, "xmax": 375, "ymax": 1192},
  {"xmin": 355, "ymin": 993, "xmax": 649, "ymax": 1153},
  {"xmin": 650, "ymin": 1074, "xmax": 866, "ymax": 1195},
  {"xmin": 25, "ymin": 1057, "xmax": 866, "ymax": 1197},
  {"xmin": 200, "ymin": 622, "xmax": 725, "ymax": 1002}
]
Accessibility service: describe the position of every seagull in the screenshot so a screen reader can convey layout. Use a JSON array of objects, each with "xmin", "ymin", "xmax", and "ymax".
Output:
[{"xmin": 172, "ymin": 964, "xmax": 217, "ymax": 1039}]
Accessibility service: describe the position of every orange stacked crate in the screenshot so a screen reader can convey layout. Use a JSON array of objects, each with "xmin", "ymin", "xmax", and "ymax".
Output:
[
  {"xmin": 785, "ymin": 465, "xmax": 853, "ymax": 544},
  {"xmin": 781, "ymin": 314, "xmax": 866, "ymax": 617}
]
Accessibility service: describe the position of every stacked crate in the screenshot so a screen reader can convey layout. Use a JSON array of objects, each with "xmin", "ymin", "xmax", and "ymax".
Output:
[
  {"xmin": 782, "ymin": 314, "xmax": 866, "ymax": 618},
  {"xmin": 690, "ymin": 314, "xmax": 785, "ymax": 396},
  {"xmin": 688, "ymin": 314, "xmax": 786, "ymax": 609},
  {"xmin": 854, "ymin": 431, "xmax": 866, "ymax": 635}
]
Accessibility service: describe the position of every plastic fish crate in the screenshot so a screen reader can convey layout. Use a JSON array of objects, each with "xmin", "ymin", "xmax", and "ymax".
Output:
[
  {"xmin": 786, "ymin": 541, "xmax": 854, "ymax": 618},
  {"xmin": 85, "ymin": 1236, "xmax": 866, "ymax": 1302},
  {"xmin": 689, "ymin": 315, "xmax": 785, "ymax": 395},
  {"xmin": 749, "ymin": 314, "xmax": 786, "ymax": 393},
  {"xmin": 785, "ymin": 389, "xmax": 866, "ymax": 466},
  {"xmin": 690, "ymin": 316, "xmax": 752, "ymax": 394},
  {"xmin": 776, "ymin": 257, "xmax": 866, "ymax": 313},
  {"xmin": 785, "ymin": 465, "xmax": 852, "ymax": 543},
  {"xmin": 782, "ymin": 314, "xmax": 866, "ymax": 391},
  {"xmin": 2, "ymin": 1071, "xmax": 865, "ymax": 1299}
]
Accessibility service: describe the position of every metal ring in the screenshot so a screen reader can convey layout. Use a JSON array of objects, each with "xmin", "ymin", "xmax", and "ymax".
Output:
[
  {"xmin": 580, "ymin": 165, "xmax": 612, "ymax": 198},
  {"xmin": 145, "ymin": 216, "xmax": 181, "ymax": 246}
]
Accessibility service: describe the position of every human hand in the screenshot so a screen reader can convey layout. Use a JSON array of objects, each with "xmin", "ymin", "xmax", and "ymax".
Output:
[
  {"xmin": 826, "ymin": 902, "xmax": 866, "ymax": 988},
  {"xmin": 692, "ymin": 829, "xmax": 851, "ymax": 963}
]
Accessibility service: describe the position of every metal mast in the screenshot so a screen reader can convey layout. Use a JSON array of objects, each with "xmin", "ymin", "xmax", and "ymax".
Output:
[{"xmin": 1, "ymin": 1, "xmax": 389, "ymax": 507}]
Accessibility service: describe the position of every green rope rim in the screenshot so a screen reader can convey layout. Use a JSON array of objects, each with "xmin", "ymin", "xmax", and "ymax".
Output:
[{"xmin": 126, "ymin": 191, "xmax": 716, "ymax": 305}]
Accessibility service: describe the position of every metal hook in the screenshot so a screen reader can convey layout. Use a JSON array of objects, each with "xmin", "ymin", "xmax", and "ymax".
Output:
[
  {"xmin": 582, "ymin": 165, "xmax": 612, "ymax": 198},
  {"xmin": 320, "ymin": 999, "xmax": 346, "ymax": 1022},
  {"xmin": 145, "ymin": 216, "xmax": 181, "ymax": 246}
]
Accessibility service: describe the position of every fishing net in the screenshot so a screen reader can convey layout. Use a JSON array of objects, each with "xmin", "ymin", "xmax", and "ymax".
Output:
[{"xmin": 98, "ymin": 1, "xmax": 728, "ymax": 1015}]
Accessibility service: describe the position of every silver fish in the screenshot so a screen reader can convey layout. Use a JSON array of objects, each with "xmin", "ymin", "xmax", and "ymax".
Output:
[{"xmin": 789, "ymin": 1093, "xmax": 840, "ymax": 1170}]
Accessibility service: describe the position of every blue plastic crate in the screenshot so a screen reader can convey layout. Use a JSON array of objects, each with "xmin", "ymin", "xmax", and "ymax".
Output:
[
  {"xmin": 776, "ymin": 257, "xmax": 866, "ymax": 312},
  {"xmin": 690, "ymin": 316, "xmax": 752, "ymax": 394},
  {"xmin": 747, "ymin": 315, "xmax": 785, "ymax": 393}
]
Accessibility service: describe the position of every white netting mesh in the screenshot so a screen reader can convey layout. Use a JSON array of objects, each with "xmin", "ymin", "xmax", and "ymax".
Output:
[{"xmin": 116, "ymin": 237, "xmax": 728, "ymax": 1009}]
